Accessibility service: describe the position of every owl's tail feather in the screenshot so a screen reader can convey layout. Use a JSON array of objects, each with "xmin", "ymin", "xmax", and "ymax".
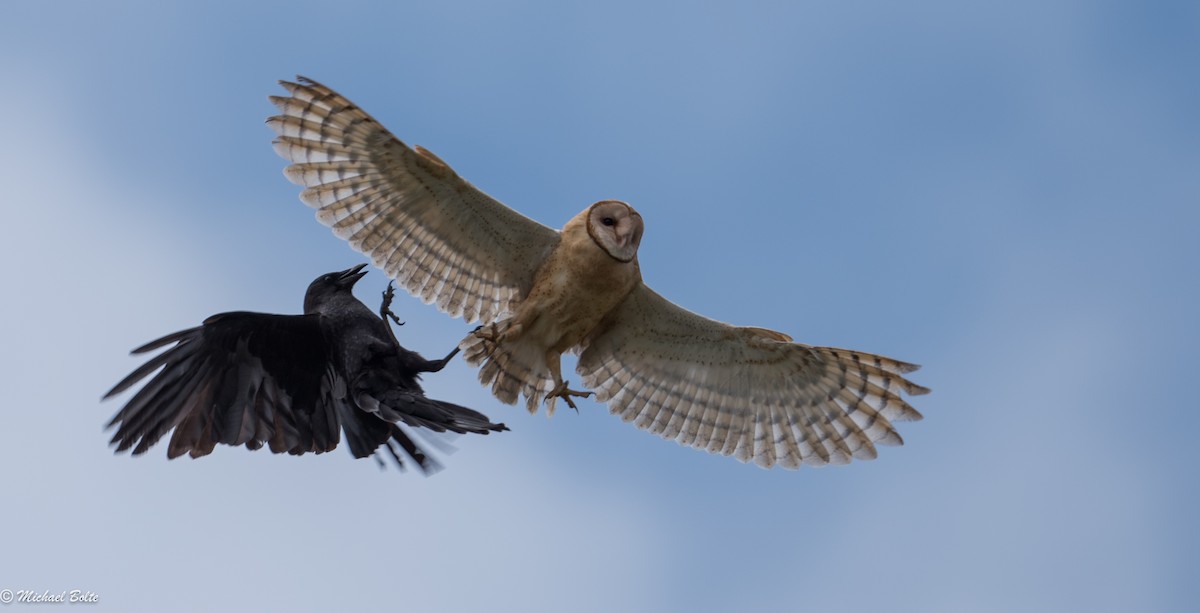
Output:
[{"xmin": 460, "ymin": 322, "xmax": 553, "ymax": 415}]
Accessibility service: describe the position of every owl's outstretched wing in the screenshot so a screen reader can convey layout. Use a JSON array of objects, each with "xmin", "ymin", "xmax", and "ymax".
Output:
[
  {"xmin": 267, "ymin": 76, "xmax": 560, "ymax": 324},
  {"xmin": 576, "ymin": 284, "xmax": 930, "ymax": 469}
]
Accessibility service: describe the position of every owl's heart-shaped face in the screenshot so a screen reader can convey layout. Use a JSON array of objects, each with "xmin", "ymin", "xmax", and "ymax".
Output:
[{"xmin": 585, "ymin": 200, "xmax": 644, "ymax": 263}]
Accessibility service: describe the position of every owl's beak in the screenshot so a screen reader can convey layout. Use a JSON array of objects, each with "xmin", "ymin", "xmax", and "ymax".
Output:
[
  {"xmin": 614, "ymin": 227, "xmax": 634, "ymax": 248},
  {"xmin": 623, "ymin": 228, "xmax": 645, "ymax": 250}
]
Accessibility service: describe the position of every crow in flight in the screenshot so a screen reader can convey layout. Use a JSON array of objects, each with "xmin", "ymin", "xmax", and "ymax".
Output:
[{"xmin": 103, "ymin": 264, "xmax": 506, "ymax": 473}]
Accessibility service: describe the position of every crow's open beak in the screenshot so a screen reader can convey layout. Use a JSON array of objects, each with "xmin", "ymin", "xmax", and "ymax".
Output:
[{"xmin": 336, "ymin": 263, "xmax": 370, "ymax": 287}]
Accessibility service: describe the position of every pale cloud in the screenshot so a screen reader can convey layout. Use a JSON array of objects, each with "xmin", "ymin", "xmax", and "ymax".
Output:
[{"xmin": 0, "ymin": 73, "xmax": 669, "ymax": 612}]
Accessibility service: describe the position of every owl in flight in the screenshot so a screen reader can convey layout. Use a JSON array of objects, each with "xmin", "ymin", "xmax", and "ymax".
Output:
[{"xmin": 268, "ymin": 76, "xmax": 930, "ymax": 469}]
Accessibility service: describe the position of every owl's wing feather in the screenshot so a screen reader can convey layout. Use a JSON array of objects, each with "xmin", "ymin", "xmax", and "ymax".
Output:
[
  {"xmin": 267, "ymin": 77, "xmax": 560, "ymax": 323},
  {"xmin": 577, "ymin": 284, "xmax": 929, "ymax": 469}
]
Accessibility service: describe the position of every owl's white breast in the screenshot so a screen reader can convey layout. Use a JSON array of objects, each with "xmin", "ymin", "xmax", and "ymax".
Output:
[{"xmin": 517, "ymin": 220, "xmax": 641, "ymax": 354}]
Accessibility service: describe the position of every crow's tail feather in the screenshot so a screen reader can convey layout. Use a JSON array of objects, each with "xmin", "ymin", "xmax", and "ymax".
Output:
[{"xmin": 371, "ymin": 389, "xmax": 507, "ymax": 435}]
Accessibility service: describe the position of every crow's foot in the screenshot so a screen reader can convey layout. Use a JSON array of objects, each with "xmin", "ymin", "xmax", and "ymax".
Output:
[{"xmin": 380, "ymin": 282, "xmax": 404, "ymax": 327}]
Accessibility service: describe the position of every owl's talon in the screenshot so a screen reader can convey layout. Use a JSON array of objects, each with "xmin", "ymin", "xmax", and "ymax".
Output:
[
  {"xmin": 472, "ymin": 324, "xmax": 498, "ymax": 342},
  {"xmin": 548, "ymin": 380, "xmax": 592, "ymax": 412}
]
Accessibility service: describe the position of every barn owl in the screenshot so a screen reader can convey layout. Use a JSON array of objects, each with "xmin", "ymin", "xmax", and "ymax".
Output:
[{"xmin": 267, "ymin": 76, "xmax": 930, "ymax": 469}]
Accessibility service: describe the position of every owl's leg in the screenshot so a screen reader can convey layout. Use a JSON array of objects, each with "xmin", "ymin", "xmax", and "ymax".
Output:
[{"xmin": 545, "ymin": 351, "xmax": 592, "ymax": 412}]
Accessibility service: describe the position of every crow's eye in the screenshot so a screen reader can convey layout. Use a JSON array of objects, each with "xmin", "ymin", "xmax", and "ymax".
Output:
[{"xmin": 601, "ymin": 217, "xmax": 615, "ymax": 227}]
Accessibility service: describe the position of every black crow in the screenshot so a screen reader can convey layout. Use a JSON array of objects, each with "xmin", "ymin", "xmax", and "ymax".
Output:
[{"xmin": 103, "ymin": 264, "xmax": 506, "ymax": 473}]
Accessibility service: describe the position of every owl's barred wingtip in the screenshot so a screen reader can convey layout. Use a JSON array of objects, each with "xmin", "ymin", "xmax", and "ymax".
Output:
[
  {"xmin": 266, "ymin": 98, "xmax": 292, "ymax": 116},
  {"xmin": 276, "ymin": 81, "xmax": 304, "ymax": 98}
]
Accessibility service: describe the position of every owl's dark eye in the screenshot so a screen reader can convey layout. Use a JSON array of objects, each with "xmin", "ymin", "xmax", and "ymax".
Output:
[{"xmin": 601, "ymin": 217, "xmax": 615, "ymax": 226}]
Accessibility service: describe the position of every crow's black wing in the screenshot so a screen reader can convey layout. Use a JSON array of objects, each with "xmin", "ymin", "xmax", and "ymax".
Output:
[{"xmin": 103, "ymin": 311, "xmax": 440, "ymax": 472}]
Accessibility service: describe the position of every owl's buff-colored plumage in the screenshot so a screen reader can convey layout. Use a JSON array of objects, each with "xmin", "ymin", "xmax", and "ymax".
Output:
[
  {"xmin": 267, "ymin": 76, "xmax": 930, "ymax": 469},
  {"xmin": 462, "ymin": 201, "xmax": 643, "ymax": 415}
]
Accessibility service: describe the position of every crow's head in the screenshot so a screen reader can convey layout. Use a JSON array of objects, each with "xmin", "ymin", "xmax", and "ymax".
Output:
[{"xmin": 304, "ymin": 263, "xmax": 368, "ymax": 313}]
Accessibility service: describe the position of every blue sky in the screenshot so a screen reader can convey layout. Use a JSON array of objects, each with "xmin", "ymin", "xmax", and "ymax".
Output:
[{"xmin": 2, "ymin": 1, "xmax": 1197, "ymax": 611}]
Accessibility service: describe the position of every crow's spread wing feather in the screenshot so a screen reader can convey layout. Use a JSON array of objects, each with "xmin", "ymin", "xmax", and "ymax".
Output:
[{"xmin": 103, "ymin": 311, "xmax": 442, "ymax": 471}]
